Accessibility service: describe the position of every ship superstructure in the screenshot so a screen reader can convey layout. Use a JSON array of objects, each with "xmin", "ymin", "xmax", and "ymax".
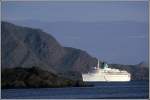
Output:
[{"xmin": 82, "ymin": 59, "xmax": 131, "ymax": 82}]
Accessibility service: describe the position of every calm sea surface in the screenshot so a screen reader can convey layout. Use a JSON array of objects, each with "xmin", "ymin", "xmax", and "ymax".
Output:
[{"xmin": 1, "ymin": 81, "xmax": 149, "ymax": 99}]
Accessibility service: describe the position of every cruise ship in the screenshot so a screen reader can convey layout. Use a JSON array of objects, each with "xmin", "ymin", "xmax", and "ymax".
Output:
[{"xmin": 82, "ymin": 59, "xmax": 131, "ymax": 82}]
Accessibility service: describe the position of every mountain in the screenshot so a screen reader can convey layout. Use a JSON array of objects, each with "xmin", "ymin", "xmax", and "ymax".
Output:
[
  {"xmin": 1, "ymin": 21, "xmax": 97, "ymax": 76},
  {"xmin": 7, "ymin": 20, "xmax": 148, "ymax": 65},
  {"xmin": 137, "ymin": 61, "xmax": 148, "ymax": 68},
  {"xmin": 1, "ymin": 21, "xmax": 148, "ymax": 82}
]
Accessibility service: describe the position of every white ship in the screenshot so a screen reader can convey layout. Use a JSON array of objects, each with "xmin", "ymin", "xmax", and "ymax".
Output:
[{"xmin": 82, "ymin": 59, "xmax": 131, "ymax": 82}]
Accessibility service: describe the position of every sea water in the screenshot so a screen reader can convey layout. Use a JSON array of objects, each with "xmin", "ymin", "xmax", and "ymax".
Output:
[{"xmin": 1, "ymin": 81, "xmax": 149, "ymax": 99}]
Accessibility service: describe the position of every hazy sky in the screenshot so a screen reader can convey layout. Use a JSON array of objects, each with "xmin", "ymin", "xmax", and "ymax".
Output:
[
  {"xmin": 2, "ymin": 1, "xmax": 148, "ymax": 22},
  {"xmin": 2, "ymin": 1, "xmax": 149, "ymax": 65}
]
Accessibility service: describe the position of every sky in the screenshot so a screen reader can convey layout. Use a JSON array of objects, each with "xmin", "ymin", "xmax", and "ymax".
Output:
[
  {"xmin": 2, "ymin": 1, "xmax": 148, "ymax": 22},
  {"xmin": 2, "ymin": 1, "xmax": 149, "ymax": 65}
]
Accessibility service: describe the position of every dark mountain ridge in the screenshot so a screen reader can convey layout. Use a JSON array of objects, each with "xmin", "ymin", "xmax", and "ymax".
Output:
[
  {"xmin": 2, "ymin": 21, "xmax": 97, "ymax": 75},
  {"xmin": 7, "ymin": 20, "xmax": 148, "ymax": 65}
]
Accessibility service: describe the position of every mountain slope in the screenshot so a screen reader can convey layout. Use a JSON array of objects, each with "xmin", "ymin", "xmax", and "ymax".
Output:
[
  {"xmin": 8, "ymin": 20, "xmax": 148, "ymax": 65},
  {"xmin": 1, "ymin": 21, "xmax": 97, "ymax": 75}
]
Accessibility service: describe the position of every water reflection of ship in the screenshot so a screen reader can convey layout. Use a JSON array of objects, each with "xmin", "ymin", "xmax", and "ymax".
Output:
[{"xmin": 82, "ymin": 59, "xmax": 131, "ymax": 82}]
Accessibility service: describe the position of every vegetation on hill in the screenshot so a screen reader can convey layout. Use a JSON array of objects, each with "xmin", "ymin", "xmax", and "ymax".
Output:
[{"xmin": 1, "ymin": 67, "xmax": 88, "ymax": 89}]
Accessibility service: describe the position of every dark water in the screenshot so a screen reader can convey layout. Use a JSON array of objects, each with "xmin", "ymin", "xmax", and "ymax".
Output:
[{"xmin": 1, "ymin": 81, "xmax": 149, "ymax": 99}]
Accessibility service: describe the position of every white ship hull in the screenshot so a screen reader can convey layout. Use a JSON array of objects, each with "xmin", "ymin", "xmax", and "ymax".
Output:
[{"xmin": 82, "ymin": 70, "xmax": 131, "ymax": 82}]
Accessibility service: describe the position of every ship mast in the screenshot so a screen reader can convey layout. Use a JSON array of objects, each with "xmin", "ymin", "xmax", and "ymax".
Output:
[{"xmin": 97, "ymin": 59, "xmax": 99, "ymax": 69}]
